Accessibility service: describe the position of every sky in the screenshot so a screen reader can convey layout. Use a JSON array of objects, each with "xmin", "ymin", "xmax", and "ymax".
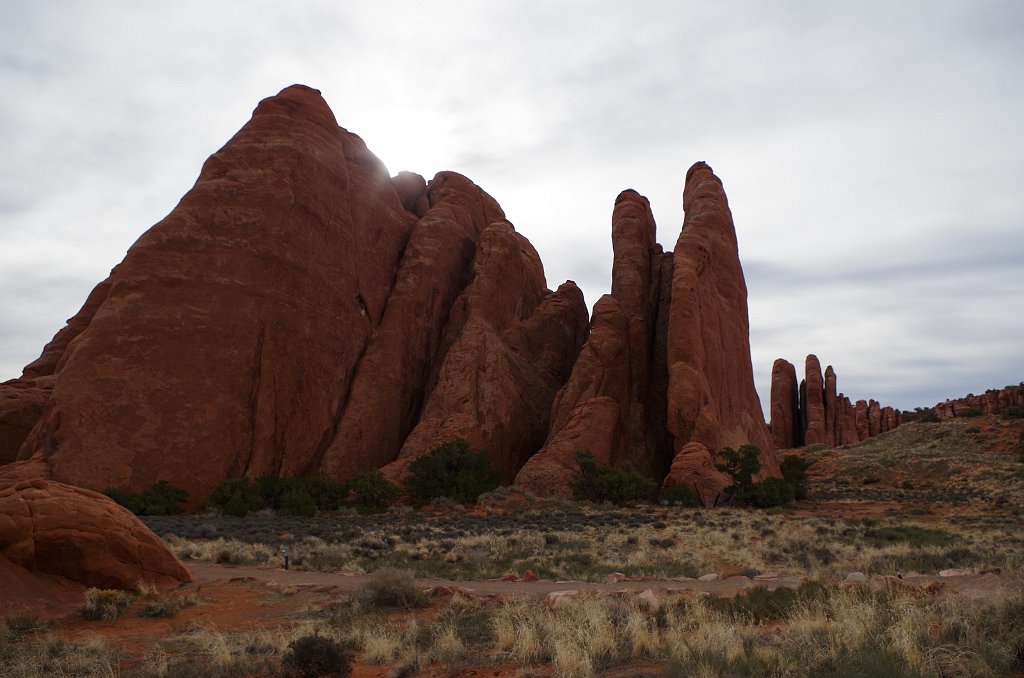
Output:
[{"xmin": 1, "ymin": 1, "xmax": 1022, "ymax": 415}]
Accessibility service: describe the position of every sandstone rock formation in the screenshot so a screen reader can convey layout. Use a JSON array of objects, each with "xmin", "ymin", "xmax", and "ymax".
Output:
[
  {"xmin": 802, "ymin": 356, "xmax": 827, "ymax": 445},
  {"xmin": 769, "ymin": 359, "xmax": 800, "ymax": 449},
  {"xmin": 2, "ymin": 85, "xmax": 784, "ymax": 506},
  {"xmin": 518, "ymin": 168, "xmax": 776, "ymax": 500},
  {"xmin": 666, "ymin": 163, "xmax": 775, "ymax": 468},
  {"xmin": 769, "ymin": 355, "xmax": 902, "ymax": 448},
  {"xmin": 4, "ymin": 85, "xmax": 587, "ymax": 504},
  {"xmin": 0, "ymin": 478, "xmax": 192, "ymax": 592}
]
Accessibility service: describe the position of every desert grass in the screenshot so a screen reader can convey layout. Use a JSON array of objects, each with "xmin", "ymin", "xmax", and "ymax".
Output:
[{"xmin": 2, "ymin": 583, "xmax": 1021, "ymax": 677}]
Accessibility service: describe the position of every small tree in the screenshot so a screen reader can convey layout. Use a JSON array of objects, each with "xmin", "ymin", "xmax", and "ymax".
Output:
[
  {"xmin": 715, "ymin": 445, "xmax": 762, "ymax": 503},
  {"xmin": 780, "ymin": 455, "xmax": 813, "ymax": 500},
  {"xmin": 206, "ymin": 478, "xmax": 264, "ymax": 517},
  {"xmin": 405, "ymin": 438, "xmax": 501, "ymax": 504}
]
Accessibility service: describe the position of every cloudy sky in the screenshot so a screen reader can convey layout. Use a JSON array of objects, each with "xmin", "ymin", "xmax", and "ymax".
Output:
[{"xmin": 2, "ymin": 1, "xmax": 1021, "ymax": 414}]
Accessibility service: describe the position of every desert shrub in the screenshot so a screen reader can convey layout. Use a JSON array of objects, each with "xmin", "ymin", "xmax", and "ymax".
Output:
[
  {"xmin": 352, "ymin": 568, "xmax": 427, "ymax": 610},
  {"xmin": 206, "ymin": 478, "xmax": 264, "ymax": 517},
  {"xmin": 958, "ymin": 407, "xmax": 984, "ymax": 418},
  {"xmin": 137, "ymin": 592, "xmax": 197, "ymax": 618},
  {"xmin": 405, "ymin": 438, "xmax": 501, "ymax": 504},
  {"xmin": 4, "ymin": 614, "xmax": 51, "ymax": 638},
  {"xmin": 780, "ymin": 454, "xmax": 813, "ymax": 500},
  {"xmin": 571, "ymin": 450, "xmax": 657, "ymax": 505},
  {"xmin": 82, "ymin": 588, "xmax": 134, "ymax": 622},
  {"xmin": 660, "ymin": 483, "xmax": 701, "ymax": 507},
  {"xmin": 745, "ymin": 477, "xmax": 797, "ymax": 508},
  {"xmin": 346, "ymin": 471, "xmax": 399, "ymax": 514},
  {"xmin": 863, "ymin": 476, "xmax": 881, "ymax": 485},
  {"xmin": 281, "ymin": 633, "xmax": 353, "ymax": 678},
  {"xmin": 919, "ymin": 409, "xmax": 941, "ymax": 422},
  {"xmin": 1002, "ymin": 405, "xmax": 1024, "ymax": 420},
  {"xmin": 279, "ymin": 488, "xmax": 318, "ymax": 517},
  {"xmin": 103, "ymin": 480, "xmax": 187, "ymax": 515}
]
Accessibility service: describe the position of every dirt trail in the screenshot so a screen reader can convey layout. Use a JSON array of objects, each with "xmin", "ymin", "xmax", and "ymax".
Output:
[{"xmin": 186, "ymin": 561, "xmax": 1023, "ymax": 601}]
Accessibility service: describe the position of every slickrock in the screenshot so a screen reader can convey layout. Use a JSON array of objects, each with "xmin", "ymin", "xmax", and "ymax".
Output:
[
  {"xmin": 0, "ymin": 478, "xmax": 192, "ymax": 591},
  {"xmin": 770, "ymin": 359, "xmax": 801, "ymax": 449}
]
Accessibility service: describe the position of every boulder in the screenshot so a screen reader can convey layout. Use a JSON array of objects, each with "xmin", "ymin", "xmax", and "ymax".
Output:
[
  {"xmin": 660, "ymin": 441, "xmax": 731, "ymax": 507},
  {"xmin": 0, "ymin": 478, "xmax": 192, "ymax": 592}
]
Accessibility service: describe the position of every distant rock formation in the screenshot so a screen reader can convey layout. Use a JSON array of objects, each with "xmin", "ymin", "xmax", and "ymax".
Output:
[
  {"xmin": 1, "ymin": 85, "xmax": 777, "ymax": 506},
  {"xmin": 933, "ymin": 384, "xmax": 1024, "ymax": 418},
  {"xmin": 769, "ymin": 355, "xmax": 902, "ymax": 448}
]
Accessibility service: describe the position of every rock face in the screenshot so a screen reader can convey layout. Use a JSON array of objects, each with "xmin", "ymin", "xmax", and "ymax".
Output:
[
  {"xmin": 0, "ymin": 478, "xmax": 192, "ymax": 591},
  {"xmin": 0, "ymin": 379, "xmax": 52, "ymax": 465},
  {"xmin": 769, "ymin": 359, "xmax": 800, "ymax": 449},
  {"xmin": 769, "ymin": 355, "xmax": 902, "ymax": 448}
]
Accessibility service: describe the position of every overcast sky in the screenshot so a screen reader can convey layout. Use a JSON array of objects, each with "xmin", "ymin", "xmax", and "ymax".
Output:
[{"xmin": 2, "ymin": 1, "xmax": 1022, "ymax": 415}]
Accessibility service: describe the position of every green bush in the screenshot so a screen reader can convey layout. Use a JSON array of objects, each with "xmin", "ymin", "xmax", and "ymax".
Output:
[
  {"xmin": 745, "ymin": 477, "xmax": 797, "ymax": 508},
  {"xmin": 571, "ymin": 450, "xmax": 657, "ymax": 505},
  {"xmin": 405, "ymin": 438, "xmax": 501, "ymax": 504},
  {"xmin": 279, "ymin": 488, "xmax": 318, "ymax": 517},
  {"xmin": 301, "ymin": 476, "xmax": 346, "ymax": 512},
  {"xmin": 206, "ymin": 478, "xmax": 265, "ymax": 517},
  {"xmin": 281, "ymin": 634, "xmax": 353, "ymax": 678},
  {"xmin": 345, "ymin": 471, "xmax": 399, "ymax": 514},
  {"xmin": 958, "ymin": 407, "xmax": 984, "ymax": 418},
  {"xmin": 660, "ymin": 483, "xmax": 701, "ymax": 507},
  {"xmin": 103, "ymin": 480, "xmax": 187, "ymax": 516},
  {"xmin": 780, "ymin": 455, "xmax": 813, "ymax": 500}
]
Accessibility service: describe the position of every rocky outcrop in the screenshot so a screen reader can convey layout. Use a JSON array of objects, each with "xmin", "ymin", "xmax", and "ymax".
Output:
[
  {"xmin": 0, "ymin": 478, "xmax": 192, "ymax": 592},
  {"xmin": 770, "ymin": 356, "xmax": 902, "ymax": 448},
  {"xmin": 770, "ymin": 359, "xmax": 800, "ymax": 449},
  {"xmin": 661, "ymin": 442, "xmax": 731, "ymax": 507},
  {"xmin": 933, "ymin": 384, "xmax": 1024, "ymax": 418},
  {"xmin": 0, "ymin": 378, "xmax": 52, "ymax": 465}
]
